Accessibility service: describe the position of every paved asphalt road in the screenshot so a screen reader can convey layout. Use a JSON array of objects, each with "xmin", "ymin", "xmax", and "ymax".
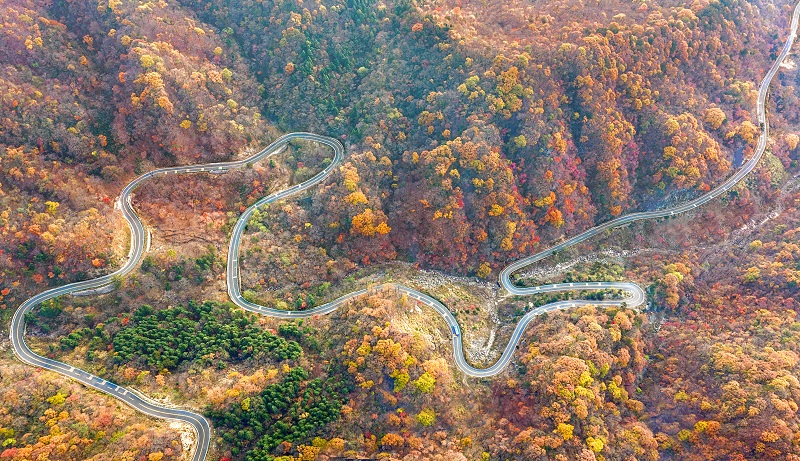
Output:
[{"xmin": 9, "ymin": 4, "xmax": 800, "ymax": 459}]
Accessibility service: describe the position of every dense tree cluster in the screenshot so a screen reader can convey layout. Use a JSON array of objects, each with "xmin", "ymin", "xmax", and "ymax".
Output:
[
  {"xmin": 485, "ymin": 306, "xmax": 654, "ymax": 460},
  {"xmin": 208, "ymin": 366, "xmax": 349, "ymax": 460},
  {"xmin": 110, "ymin": 301, "xmax": 302, "ymax": 370}
]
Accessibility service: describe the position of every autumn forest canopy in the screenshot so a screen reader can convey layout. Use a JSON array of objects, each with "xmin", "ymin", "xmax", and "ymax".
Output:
[
  {"xmin": 4, "ymin": 0, "xmax": 800, "ymax": 459},
  {"xmin": 3, "ymin": 0, "xmax": 793, "ymax": 277}
]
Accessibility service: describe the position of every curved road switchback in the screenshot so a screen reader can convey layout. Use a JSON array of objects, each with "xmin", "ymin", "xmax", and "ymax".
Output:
[
  {"xmin": 10, "ymin": 133, "xmax": 337, "ymax": 461},
  {"xmin": 10, "ymin": 3, "xmax": 800, "ymax": 460},
  {"xmin": 502, "ymin": 1, "xmax": 800, "ymax": 292}
]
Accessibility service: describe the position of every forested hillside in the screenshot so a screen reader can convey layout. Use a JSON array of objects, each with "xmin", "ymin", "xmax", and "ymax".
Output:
[
  {"xmin": 178, "ymin": 0, "xmax": 791, "ymax": 275},
  {"xmin": 3, "ymin": 0, "xmax": 800, "ymax": 459},
  {"xmin": 0, "ymin": 0, "xmax": 794, "ymax": 286}
]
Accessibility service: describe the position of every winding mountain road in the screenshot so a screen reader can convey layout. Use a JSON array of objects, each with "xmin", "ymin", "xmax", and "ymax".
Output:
[{"xmin": 9, "ymin": 2, "xmax": 800, "ymax": 460}]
